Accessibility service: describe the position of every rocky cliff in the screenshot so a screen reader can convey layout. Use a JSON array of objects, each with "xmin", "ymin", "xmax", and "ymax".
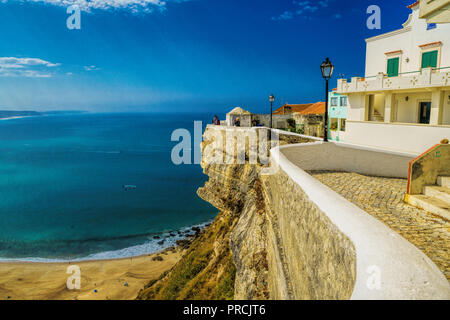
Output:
[
  {"xmin": 198, "ymin": 127, "xmax": 356, "ymax": 299},
  {"xmin": 138, "ymin": 126, "xmax": 356, "ymax": 300}
]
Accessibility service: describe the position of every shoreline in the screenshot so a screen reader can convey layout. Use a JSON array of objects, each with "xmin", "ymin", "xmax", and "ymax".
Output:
[
  {"xmin": 0, "ymin": 220, "xmax": 213, "ymax": 264},
  {"xmin": 0, "ymin": 222, "xmax": 210, "ymax": 300},
  {"xmin": 0, "ymin": 247, "xmax": 183, "ymax": 300}
]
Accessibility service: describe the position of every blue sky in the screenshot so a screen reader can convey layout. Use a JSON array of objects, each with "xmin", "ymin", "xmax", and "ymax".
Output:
[{"xmin": 0, "ymin": 0, "xmax": 412, "ymax": 113}]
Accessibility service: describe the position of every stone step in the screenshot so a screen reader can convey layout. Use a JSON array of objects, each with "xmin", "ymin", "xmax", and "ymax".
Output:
[
  {"xmin": 437, "ymin": 176, "xmax": 450, "ymax": 188},
  {"xmin": 423, "ymin": 185, "xmax": 450, "ymax": 203},
  {"xmin": 406, "ymin": 195, "xmax": 450, "ymax": 220}
]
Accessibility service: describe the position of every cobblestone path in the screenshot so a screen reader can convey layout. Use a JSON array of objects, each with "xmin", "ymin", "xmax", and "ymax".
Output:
[{"xmin": 309, "ymin": 171, "xmax": 450, "ymax": 281}]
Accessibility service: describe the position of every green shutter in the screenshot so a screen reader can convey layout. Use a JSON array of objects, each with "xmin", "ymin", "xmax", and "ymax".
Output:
[
  {"xmin": 421, "ymin": 52, "xmax": 429, "ymax": 69},
  {"xmin": 387, "ymin": 57, "xmax": 399, "ymax": 77},
  {"xmin": 421, "ymin": 50, "xmax": 438, "ymax": 69}
]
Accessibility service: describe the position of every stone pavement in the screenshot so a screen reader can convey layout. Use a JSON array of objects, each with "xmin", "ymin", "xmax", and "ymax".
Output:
[{"xmin": 309, "ymin": 171, "xmax": 450, "ymax": 281}]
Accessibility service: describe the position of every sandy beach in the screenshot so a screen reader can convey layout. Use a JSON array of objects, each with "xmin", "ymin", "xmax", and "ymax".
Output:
[{"xmin": 0, "ymin": 250, "xmax": 182, "ymax": 300}]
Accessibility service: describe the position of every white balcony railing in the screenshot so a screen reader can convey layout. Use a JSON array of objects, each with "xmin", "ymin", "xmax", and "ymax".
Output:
[{"xmin": 337, "ymin": 67, "xmax": 450, "ymax": 94}]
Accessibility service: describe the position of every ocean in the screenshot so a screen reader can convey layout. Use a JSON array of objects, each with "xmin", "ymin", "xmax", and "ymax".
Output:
[{"xmin": 0, "ymin": 112, "xmax": 217, "ymax": 262}]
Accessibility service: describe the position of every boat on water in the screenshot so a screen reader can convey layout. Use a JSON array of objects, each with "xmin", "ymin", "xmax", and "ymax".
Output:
[{"xmin": 122, "ymin": 185, "xmax": 137, "ymax": 191}]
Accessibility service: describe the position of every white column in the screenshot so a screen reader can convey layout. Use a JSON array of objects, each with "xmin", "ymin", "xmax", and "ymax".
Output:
[
  {"xmin": 430, "ymin": 89, "xmax": 444, "ymax": 125},
  {"xmin": 384, "ymin": 93, "xmax": 396, "ymax": 123},
  {"xmin": 364, "ymin": 94, "xmax": 371, "ymax": 121}
]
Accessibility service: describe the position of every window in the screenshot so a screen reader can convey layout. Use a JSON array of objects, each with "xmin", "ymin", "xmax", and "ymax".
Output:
[
  {"xmin": 340, "ymin": 96, "xmax": 347, "ymax": 107},
  {"xmin": 331, "ymin": 97, "xmax": 338, "ymax": 107},
  {"xmin": 330, "ymin": 118, "xmax": 338, "ymax": 131},
  {"xmin": 421, "ymin": 50, "xmax": 438, "ymax": 69},
  {"xmin": 387, "ymin": 57, "xmax": 399, "ymax": 77},
  {"xmin": 340, "ymin": 119, "xmax": 346, "ymax": 132},
  {"xmin": 427, "ymin": 23, "xmax": 437, "ymax": 30}
]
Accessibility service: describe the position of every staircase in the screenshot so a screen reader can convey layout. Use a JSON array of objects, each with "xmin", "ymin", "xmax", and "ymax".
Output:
[
  {"xmin": 370, "ymin": 110, "xmax": 384, "ymax": 122},
  {"xmin": 407, "ymin": 176, "xmax": 450, "ymax": 220}
]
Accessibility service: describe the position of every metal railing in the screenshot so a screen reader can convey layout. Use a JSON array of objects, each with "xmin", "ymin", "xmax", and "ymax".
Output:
[{"xmin": 350, "ymin": 66, "xmax": 450, "ymax": 82}]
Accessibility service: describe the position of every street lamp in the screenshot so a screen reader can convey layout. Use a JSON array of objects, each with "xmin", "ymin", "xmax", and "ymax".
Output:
[
  {"xmin": 320, "ymin": 57, "xmax": 334, "ymax": 142},
  {"xmin": 269, "ymin": 94, "xmax": 275, "ymax": 129}
]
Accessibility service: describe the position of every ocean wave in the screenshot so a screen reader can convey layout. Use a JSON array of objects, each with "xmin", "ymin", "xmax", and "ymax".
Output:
[
  {"xmin": 77, "ymin": 148, "xmax": 169, "ymax": 155},
  {"xmin": 0, "ymin": 220, "xmax": 212, "ymax": 263},
  {"xmin": 82, "ymin": 150, "xmax": 122, "ymax": 154}
]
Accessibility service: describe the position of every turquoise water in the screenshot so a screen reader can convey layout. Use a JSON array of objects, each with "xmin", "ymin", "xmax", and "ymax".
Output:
[{"xmin": 0, "ymin": 113, "xmax": 216, "ymax": 261}]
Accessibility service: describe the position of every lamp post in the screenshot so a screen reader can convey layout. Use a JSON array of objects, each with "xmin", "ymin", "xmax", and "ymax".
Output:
[
  {"xmin": 269, "ymin": 94, "xmax": 275, "ymax": 129},
  {"xmin": 320, "ymin": 57, "xmax": 334, "ymax": 142}
]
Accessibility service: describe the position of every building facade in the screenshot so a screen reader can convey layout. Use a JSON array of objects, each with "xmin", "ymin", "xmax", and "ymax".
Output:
[
  {"xmin": 224, "ymin": 102, "xmax": 325, "ymax": 136},
  {"xmin": 336, "ymin": 2, "xmax": 450, "ymax": 154},
  {"xmin": 328, "ymin": 91, "xmax": 348, "ymax": 142}
]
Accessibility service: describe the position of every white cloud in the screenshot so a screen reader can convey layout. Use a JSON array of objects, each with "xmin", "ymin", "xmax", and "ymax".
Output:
[
  {"xmin": 0, "ymin": 57, "xmax": 60, "ymax": 78},
  {"xmin": 271, "ymin": 11, "xmax": 294, "ymax": 21},
  {"xmin": 273, "ymin": 0, "xmax": 338, "ymax": 21},
  {"xmin": 0, "ymin": 57, "xmax": 60, "ymax": 68},
  {"xmin": 318, "ymin": 0, "xmax": 331, "ymax": 8},
  {"xmin": 84, "ymin": 65, "xmax": 100, "ymax": 71},
  {"xmin": 5, "ymin": 0, "xmax": 188, "ymax": 13},
  {"xmin": 293, "ymin": 1, "xmax": 319, "ymax": 15}
]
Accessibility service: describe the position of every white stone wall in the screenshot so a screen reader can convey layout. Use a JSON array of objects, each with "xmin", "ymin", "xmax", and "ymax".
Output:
[
  {"xmin": 272, "ymin": 142, "xmax": 450, "ymax": 299},
  {"xmin": 346, "ymin": 94, "xmax": 367, "ymax": 122},
  {"xmin": 225, "ymin": 113, "xmax": 293, "ymax": 129},
  {"xmin": 344, "ymin": 121, "xmax": 450, "ymax": 154}
]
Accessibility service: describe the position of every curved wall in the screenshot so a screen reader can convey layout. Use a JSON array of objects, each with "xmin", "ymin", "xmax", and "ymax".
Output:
[{"xmin": 271, "ymin": 142, "xmax": 450, "ymax": 299}]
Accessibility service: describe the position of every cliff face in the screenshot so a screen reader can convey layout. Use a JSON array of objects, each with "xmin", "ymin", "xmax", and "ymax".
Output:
[
  {"xmin": 198, "ymin": 127, "xmax": 356, "ymax": 300},
  {"xmin": 138, "ymin": 126, "xmax": 356, "ymax": 300},
  {"xmin": 196, "ymin": 128, "xmax": 267, "ymax": 299}
]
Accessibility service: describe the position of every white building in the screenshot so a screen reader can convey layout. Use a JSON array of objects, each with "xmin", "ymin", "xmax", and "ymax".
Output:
[
  {"xmin": 336, "ymin": 1, "xmax": 450, "ymax": 154},
  {"xmin": 418, "ymin": 0, "xmax": 450, "ymax": 24}
]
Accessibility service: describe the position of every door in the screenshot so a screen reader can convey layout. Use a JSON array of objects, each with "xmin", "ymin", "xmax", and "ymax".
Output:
[{"xmin": 419, "ymin": 102, "xmax": 431, "ymax": 124}]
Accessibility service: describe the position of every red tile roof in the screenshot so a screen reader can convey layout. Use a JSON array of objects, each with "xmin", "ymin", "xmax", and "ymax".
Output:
[
  {"xmin": 297, "ymin": 102, "xmax": 326, "ymax": 115},
  {"xmin": 274, "ymin": 102, "xmax": 326, "ymax": 115},
  {"xmin": 273, "ymin": 103, "xmax": 313, "ymax": 115},
  {"xmin": 407, "ymin": 1, "xmax": 419, "ymax": 9}
]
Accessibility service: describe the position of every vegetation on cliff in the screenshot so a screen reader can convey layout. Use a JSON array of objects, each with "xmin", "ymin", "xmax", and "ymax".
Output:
[{"xmin": 137, "ymin": 210, "xmax": 238, "ymax": 300}]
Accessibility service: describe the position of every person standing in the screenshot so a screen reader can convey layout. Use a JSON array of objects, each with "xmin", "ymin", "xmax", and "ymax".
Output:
[{"xmin": 212, "ymin": 115, "xmax": 221, "ymax": 126}]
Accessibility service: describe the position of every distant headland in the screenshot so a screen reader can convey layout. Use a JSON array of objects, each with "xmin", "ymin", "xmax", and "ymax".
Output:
[{"xmin": 0, "ymin": 110, "xmax": 85, "ymax": 120}]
